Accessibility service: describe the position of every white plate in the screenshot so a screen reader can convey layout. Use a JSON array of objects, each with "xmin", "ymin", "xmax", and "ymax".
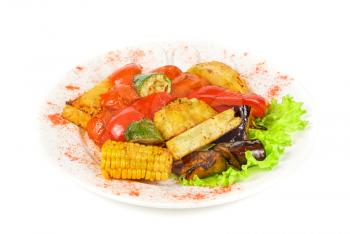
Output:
[{"xmin": 39, "ymin": 42, "xmax": 313, "ymax": 209}]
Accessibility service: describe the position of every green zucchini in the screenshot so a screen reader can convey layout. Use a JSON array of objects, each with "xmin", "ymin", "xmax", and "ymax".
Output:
[
  {"xmin": 125, "ymin": 119, "xmax": 164, "ymax": 145},
  {"xmin": 134, "ymin": 73, "xmax": 171, "ymax": 97}
]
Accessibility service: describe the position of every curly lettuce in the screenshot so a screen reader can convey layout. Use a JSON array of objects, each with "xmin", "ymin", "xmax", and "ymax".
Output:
[{"xmin": 179, "ymin": 95, "xmax": 308, "ymax": 187}]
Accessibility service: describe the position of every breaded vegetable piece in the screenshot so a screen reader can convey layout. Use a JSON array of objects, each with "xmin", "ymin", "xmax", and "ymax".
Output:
[
  {"xmin": 62, "ymin": 104, "xmax": 92, "ymax": 129},
  {"xmin": 154, "ymin": 98, "xmax": 217, "ymax": 140},
  {"xmin": 187, "ymin": 61, "xmax": 249, "ymax": 93},
  {"xmin": 166, "ymin": 109, "xmax": 241, "ymax": 160}
]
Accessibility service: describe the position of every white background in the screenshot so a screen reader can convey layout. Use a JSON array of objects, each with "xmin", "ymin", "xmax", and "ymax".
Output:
[{"xmin": 0, "ymin": 0, "xmax": 349, "ymax": 233}]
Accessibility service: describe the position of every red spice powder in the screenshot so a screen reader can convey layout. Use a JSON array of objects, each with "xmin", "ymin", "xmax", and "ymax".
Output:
[
  {"xmin": 65, "ymin": 85, "xmax": 80, "ymax": 90},
  {"xmin": 211, "ymin": 186, "xmax": 232, "ymax": 195},
  {"xmin": 191, "ymin": 193, "xmax": 206, "ymax": 200},
  {"xmin": 105, "ymin": 51, "xmax": 121, "ymax": 63},
  {"xmin": 129, "ymin": 49, "xmax": 145, "ymax": 62},
  {"xmin": 268, "ymin": 85, "xmax": 282, "ymax": 98},
  {"xmin": 64, "ymin": 151, "xmax": 79, "ymax": 161},
  {"xmin": 47, "ymin": 113, "xmax": 68, "ymax": 126},
  {"xmin": 255, "ymin": 61, "xmax": 268, "ymax": 74},
  {"xmin": 75, "ymin": 66, "xmax": 84, "ymax": 71},
  {"xmin": 129, "ymin": 189, "xmax": 140, "ymax": 196},
  {"xmin": 102, "ymin": 183, "xmax": 110, "ymax": 188},
  {"xmin": 277, "ymin": 75, "xmax": 289, "ymax": 80},
  {"xmin": 173, "ymin": 192, "xmax": 208, "ymax": 200}
]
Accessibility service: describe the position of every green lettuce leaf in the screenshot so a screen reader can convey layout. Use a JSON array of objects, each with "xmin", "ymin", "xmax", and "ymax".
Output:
[{"xmin": 178, "ymin": 95, "xmax": 308, "ymax": 187}]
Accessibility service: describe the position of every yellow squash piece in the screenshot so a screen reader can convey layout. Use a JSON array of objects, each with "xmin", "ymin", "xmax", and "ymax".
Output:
[
  {"xmin": 62, "ymin": 104, "xmax": 91, "ymax": 129},
  {"xmin": 154, "ymin": 98, "xmax": 217, "ymax": 140},
  {"xmin": 187, "ymin": 61, "xmax": 249, "ymax": 93},
  {"xmin": 166, "ymin": 109, "xmax": 242, "ymax": 160},
  {"xmin": 62, "ymin": 79, "xmax": 114, "ymax": 129},
  {"xmin": 101, "ymin": 140, "xmax": 173, "ymax": 181},
  {"xmin": 68, "ymin": 79, "xmax": 114, "ymax": 116}
]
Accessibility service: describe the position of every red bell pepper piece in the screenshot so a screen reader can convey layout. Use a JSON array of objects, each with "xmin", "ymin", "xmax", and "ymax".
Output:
[{"xmin": 188, "ymin": 86, "xmax": 267, "ymax": 117}]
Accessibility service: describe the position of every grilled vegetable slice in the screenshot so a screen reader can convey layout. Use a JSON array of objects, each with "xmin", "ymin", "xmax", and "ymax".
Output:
[
  {"xmin": 100, "ymin": 84, "xmax": 139, "ymax": 112},
  {"xmin": 172, "ymin": 151, "xmax": 227, "ymax": 179},
  {"xmin": 187, "ymin": 61, "xmax": 249, "ymax": 93},
  {"xmin": 108, "ymin": 63, "xmax": 142, "ymax": 85},
  {"xmin": 154, "ymin": 98, "xmax": 217, "ymax": 140},
  {"xmin": 214, "ymin": 140, "xmax": 266, "ymax": 170},
  {"xmin": 101, "ymin": 140, "xmax": 173, "ymax": 181},
  {"xmin": 171, "ymin": 73, "xmax": 209, "ymax": 98},
  {"xmin": 106, "ymin": 107, "xmax": 145, "ymax": 142},
  {"xmin": 134, "ymin": 73, "xmax": 171, "ymax": 97},
  {"xmin": 86, "ymin": 110, "xmax": 114, "ymax": 146},
  {"xmin": 62, "ymin": 104, "xmax": 92, "ymax": 129},
  {"xmin": 125, "ymin": 119, "xmax": 164, "ymax": 145},
  {"xmin": 166, "ymin": 109, "xmax": 242, "ymax": 160},
  {"xmin": 215, "ymin": 105, "xmax": 251, "ymax": 143},
  {"xmin": 131, "ymin": 92, "xmax": 174, "ymax": 119},
  {"xmin": 68, "ymin": 79, "xmax": 114, "ymax": 116},
  {"xmin": 188, "ymin": 85, "xmax": 267, "ymax": 117},
  {"xmin": 151, "ymin": 65, "xmax": 182, "ymax": 79}
]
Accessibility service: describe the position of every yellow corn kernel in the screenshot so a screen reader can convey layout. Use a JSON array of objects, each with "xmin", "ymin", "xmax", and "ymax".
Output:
[{"xmin": 101, "ymin": 141, "xmax": 173, "ymax": 181}]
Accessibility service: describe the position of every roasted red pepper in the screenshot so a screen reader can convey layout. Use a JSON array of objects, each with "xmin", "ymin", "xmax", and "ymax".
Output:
[
  {"xmin": 131, "ymin": 92, "xmax": 174, "ymax": 119},
  {"xmin": 106, "ymin": 107, "xmax": 145, "ymax": 141},
  {"xmin": 100, "ymin": 84, "xmax": 139, "ymax": 112},
  {"xmin": 86, "ymin": 110, "xmax": 115, "ymax": 146},
  {"xmin": 187, "ymin": 86, "xmax": 267, "ymax": 117},
  {"xmin": 171, "ymin": 73, "xmax": 209, "ymax": 98},
  {"xmin": 151, "ymin": 65, "xmax": 182, "ymax": 79},
  {"xmin": 108, "ymin": 63, "xmax": 143, "ymax": 85}
]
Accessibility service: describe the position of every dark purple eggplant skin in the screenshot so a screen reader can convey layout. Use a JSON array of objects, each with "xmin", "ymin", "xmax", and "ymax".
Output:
[
  {"xmin": 172, "ymin": 150, "xmax": 227, "ymax": 179},
  {"xmin": 214, "ymin": 140, "xmax": 266, "ymax": 170},
  {"xmin": 215, "ymin": 105, "xmax": 251, "ymax": 143}
]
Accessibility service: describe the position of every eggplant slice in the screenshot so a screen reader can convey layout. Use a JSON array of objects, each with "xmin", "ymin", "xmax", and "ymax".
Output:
[
  {"xmin": 172, "ymin": 150, "xmax": 227, "ymax": 179},
  {"xmin": 172, "ymin": 105, "xmax": 266, "ymax": 179},
  {"xmin": 215, "ymin": 105, "xmax": 251, "ymax": 143},
  {"xmin": 214, "ymin": 140, "xmax": 266, "ymax": 170},
  {"xmin": 173, "ymin": 140, "xmax": 266, "ymax": 179}
]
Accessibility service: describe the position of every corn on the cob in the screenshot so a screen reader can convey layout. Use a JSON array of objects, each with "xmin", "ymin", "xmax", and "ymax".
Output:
[{"xmin": 101, "ymin": 140, "xmax": 173, "ymax": 181}]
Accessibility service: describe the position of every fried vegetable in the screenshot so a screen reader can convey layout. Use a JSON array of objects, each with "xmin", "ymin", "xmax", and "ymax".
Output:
[
  {"xmin": 101, "ymin": 140, "xmax": 173, "ymax": 181},
  {"xmin": 134, "ymin": 73, "xmax": 171, "ymax": 97},
  {"xmin": 62, "ymin": 104, "xmax": 92, "ymax": 129},
  {"xmin": 215, "ymin": 105, "xmax": 251, "ymax": 143},
  {"xmin": 214, "ymin": 140, "xmax": 266, "ymax": 170},
  {"xmin": 154, "ymin": 98, "xmax": 217, "ymax": 140},
  {"xmin": 187, "ymin": 61, "xmax": 249, "ymax": 93},
  {"xmin": 125, "ymin": 119, "xmax": 164, "ymax": 145},
  {"xmin": 172, "ymin": 151, "xmax": 227, "ymax": 179},
  {"xmin": 166, "ymin": 109, "xmax": 242, "ymax": 160},
  {"xmin": 68, "ymin": 79, "xmax": 114, "ymax": 116}
]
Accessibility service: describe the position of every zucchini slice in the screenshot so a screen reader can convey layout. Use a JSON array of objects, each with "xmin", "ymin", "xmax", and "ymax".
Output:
[
  {"xmin": 134, "ymin": 73, "xmax": 171, "ymax": 97},
  {"xmin": 125, "ymin": 119, "xmax": 164, "ymax": 145}
]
